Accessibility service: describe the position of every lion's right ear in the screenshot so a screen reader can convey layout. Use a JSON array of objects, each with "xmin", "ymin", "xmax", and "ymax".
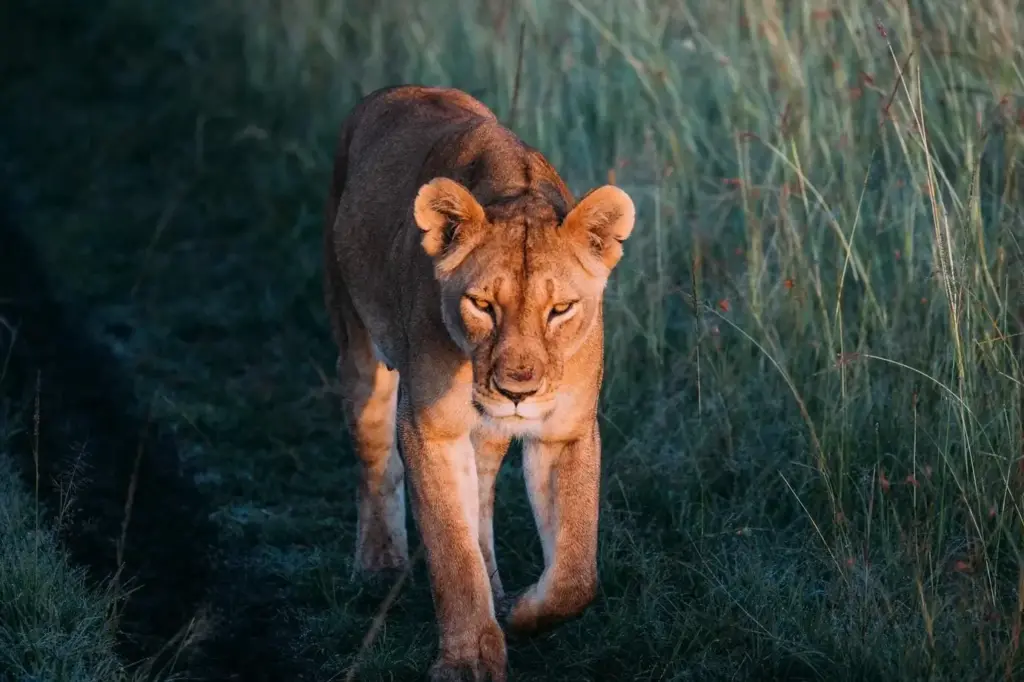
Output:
[{"xmin": 413, "ymin": 177, "xmax": 485, "ymax": 259}]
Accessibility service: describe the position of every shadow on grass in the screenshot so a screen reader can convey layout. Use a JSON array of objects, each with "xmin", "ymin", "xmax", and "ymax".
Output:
[{"xmin": 0, "ymin": 192, "xmax": 302, "ymax": 680}]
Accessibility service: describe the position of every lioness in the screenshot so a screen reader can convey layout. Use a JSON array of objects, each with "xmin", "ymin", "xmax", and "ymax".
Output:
[{"xmin": 324, "ymin": 85, "xmax": 635, "ymax": 681}]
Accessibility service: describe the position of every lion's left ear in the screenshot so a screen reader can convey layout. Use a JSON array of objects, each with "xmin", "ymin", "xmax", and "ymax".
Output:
[
  {"xmin": 414, "ymin": 177, "xmax": 485, "ymax": 259},
  {"xmin": 563, "ymin": 185, "xmax": 636, "ymax": 271}
]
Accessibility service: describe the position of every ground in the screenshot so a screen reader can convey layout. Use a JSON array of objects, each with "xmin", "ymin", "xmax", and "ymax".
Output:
[{"xmin": 0, "ymin": 0, "xmax": 1022, "ymax": 680}]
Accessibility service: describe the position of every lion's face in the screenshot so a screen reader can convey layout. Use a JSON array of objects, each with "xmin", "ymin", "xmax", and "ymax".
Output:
[
  {"xmin": 414, "ymin": 178, "xmax": 635, "ymax": 430},
  {"xmin": 442, "ymin": 229, "xmax": 606, "ymax": 425}
]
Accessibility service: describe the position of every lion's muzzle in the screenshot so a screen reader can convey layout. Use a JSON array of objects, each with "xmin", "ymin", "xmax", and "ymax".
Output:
[
  {"xmin": 491, "ymin": 354, "xmax": 545, "ymax": 404},
  {"xmin": 472, "ymin": 349, "xmax": 555, "ymax": 425}
]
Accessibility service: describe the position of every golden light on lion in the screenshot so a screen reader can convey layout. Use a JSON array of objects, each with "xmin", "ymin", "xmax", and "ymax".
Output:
[{"xmin": 324, "ymin": 85, "xmax": 635, "ymax": 682}]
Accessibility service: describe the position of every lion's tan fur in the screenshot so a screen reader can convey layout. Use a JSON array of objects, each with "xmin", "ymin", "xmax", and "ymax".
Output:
[{"xmin": 323, "ymin": 85, "xmax": 635, "ymax": 681}]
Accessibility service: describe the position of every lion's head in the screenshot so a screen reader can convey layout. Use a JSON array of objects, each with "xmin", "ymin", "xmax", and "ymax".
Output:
[{"xmin": 413, "ymin": 176, "xmax": 635, "ymax": 431}]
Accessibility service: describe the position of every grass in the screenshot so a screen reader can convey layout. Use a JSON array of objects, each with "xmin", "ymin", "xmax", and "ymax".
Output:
[
  {"xmin": 0, "ymin": 428, "xmax": 128, "ymax": 682},
  {"xmin": 1, "ymin": 0, "xmax": 1023, "ymax": 679}
]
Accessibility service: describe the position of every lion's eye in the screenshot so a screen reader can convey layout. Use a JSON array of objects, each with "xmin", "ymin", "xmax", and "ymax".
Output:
[
  {"xmin": 549, "ymin": 301, "xmax": 576, "ymax": 320},
  {"xmin": 466, "ymin": 295, "xmax": 494, "ymax": 315}
]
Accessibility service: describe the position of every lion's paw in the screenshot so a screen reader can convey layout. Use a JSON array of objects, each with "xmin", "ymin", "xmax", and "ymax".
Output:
[
  {"xmin": 429, "ymin": 621, "xmax": 506, "ymax": 682},
  {"xmin": 355, "ymin": 546, "xmax": 409, "ymax": 575},
  {"xmin": 502, "ymin": 576, "xmax": 597, "ymax": 637}
]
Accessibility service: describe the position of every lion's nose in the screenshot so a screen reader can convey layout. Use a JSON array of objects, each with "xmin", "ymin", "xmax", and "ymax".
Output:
[{"xmin": 491, "ymin": 368, "xmax": 542, "ymax": 404}]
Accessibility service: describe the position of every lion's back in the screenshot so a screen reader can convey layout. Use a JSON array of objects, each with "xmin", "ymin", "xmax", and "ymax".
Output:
[
  {"xmin": 361, "ymin": 85, "xmax": 497, "ymax": 123},
  {"xmin": 345, "ymin": 85, "xmax": 497, "ymax": 177},
  {"xmin": 333, "ymin": 87, "xmax": 497, "ymax": 237}
]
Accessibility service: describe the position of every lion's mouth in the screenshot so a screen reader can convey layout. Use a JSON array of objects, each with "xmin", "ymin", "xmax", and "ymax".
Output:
[{"xmin": 471, "ymin": 392, "xmax": 554, "ymax": 421}]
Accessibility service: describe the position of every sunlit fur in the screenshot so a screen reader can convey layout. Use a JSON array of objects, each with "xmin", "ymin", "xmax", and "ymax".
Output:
[
  {"xmin": 325, "ymin": 85, "xmax": 635, "ymax": 682},
  {"xmin": 434, "ymin": 197, "xmax": 611, "ymax": 435}
]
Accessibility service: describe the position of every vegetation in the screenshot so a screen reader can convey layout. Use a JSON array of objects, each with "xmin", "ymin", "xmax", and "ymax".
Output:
[
  {"xmin": 0, "ymin": 439, "xmax": 128, "ymax": 682},
  {"xmin": 1, "ymin": 0, "xmax": 1022, "ymax": 679}
]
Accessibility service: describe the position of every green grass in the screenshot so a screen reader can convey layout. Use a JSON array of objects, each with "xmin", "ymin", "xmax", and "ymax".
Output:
[
  {"xmin": 1, "ymin": 0, "xmax": 1023, "ymax": 680},
  {"xmin": 0, "ymin": 432, "xmax": 128, "ymax": 682}
]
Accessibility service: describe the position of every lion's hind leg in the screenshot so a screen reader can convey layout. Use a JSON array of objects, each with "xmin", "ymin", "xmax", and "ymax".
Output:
[
  {"xmin": 472, "ymin": 429, "xmax": 511, "ymax": 601},
  {"xmin": 331, "ymin": 288, "xmax": 408, "ymax": 575}
]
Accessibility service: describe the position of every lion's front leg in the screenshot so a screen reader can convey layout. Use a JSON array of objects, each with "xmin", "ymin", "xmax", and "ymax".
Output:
[
  {"xmin": 506, "ymin": 422, "xmax": 600, "ymax": 635},
  {"xmin": 398, "ymin": 405, "xmax": 507, "ymax": 682}
]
